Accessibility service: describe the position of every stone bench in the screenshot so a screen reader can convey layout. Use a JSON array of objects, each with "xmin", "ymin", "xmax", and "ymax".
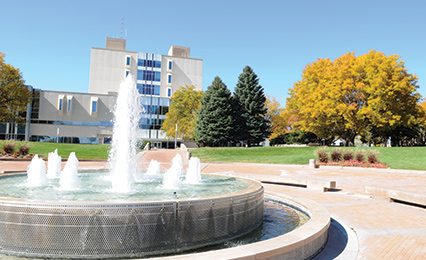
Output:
[
  {"xmin": 218, "ymin": 172, "xmax": 336, "ymax": 192},
  {"xmin": 365, "ymin": 186, "xmax": 426, "ymax": 207}
]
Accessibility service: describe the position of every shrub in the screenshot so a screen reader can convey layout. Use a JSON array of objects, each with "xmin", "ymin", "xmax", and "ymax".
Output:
[
  {"xmin": 366, "ymin": 150, "xmax": 381, "ymax": 164},
  {"xmin": 1, "ymin": 140, "xmax": 16, "ymax": 154},
  {"xmin": 314, "ymin": 147, "xmax": 329, "ymax": 163},
  {"xmin": 343, "ymin": 151, "xmax": 353, "ymax": 161},
  {"xmin": 18, "ymin": 142, "xmax": 32, "ymax": 156},
  {"xmin": 330, "ymin": 148, "xmax": 343, "ymax": 162},
  {"xmin": 137, "ymin": 140, "xmax": 151, "ymax": 150}
]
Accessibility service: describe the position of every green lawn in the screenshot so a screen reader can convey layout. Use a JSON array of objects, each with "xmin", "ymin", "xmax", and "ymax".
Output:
[
  {"xmin": 190, "ymin": 146, "xmax": 426, "ymax": 171},
  {"xmin": 18, "ymin": 142, "xmax": 426, "ymax": 171},
  {"xmin": 28, "ymin": 142, "xmax": 110, "ymax": 160}
]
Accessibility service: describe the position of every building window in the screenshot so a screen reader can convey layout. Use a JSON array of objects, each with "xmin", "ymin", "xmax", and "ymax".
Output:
[
  {"xmin": 91, "ymin": 101, "xmax": 97, "ymax": 113},
  {"xmin": 126, "ymin": 56, "xmax": 131, "ymax": 66},
  {"xmin": 125, "ymin": 70, "xmax": 130, "ymax": 77},
  {"xmin": 67, "ymin": 96, "xmax": 73, "ymax": 112},
  {"xmin": 168, "ymin": 74, "xmax": 172, "ymax": 84},
  {"xmin": 90, "ymin": 97, "xmax": 99, "ymax": 116},
  {"xmin": 168, "ymin": 61, "xmax": 173, "ymax": 70},
  {"xmin": 58, "ymin": 96, "xmax": 64, "ymax": 111},
  {"xmin": 167, "ymin": 88, "xmax": 172, "ymax": 97}
]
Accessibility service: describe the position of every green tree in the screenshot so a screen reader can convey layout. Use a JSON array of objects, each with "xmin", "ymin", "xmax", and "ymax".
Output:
[
  {"xmin": 161, "ymin": 85, "xmax": 203, "ymax": 140},
  {"xmin": 194, "ymin": 77, "xmax": 236, "ymax": 147},
  {"xmin": 0, "ymin": 52, "xmax": 31, "ymax": 135},
  {"xmin": 233, "ymin": 66, "xmax": 270, "ymax": 146}
]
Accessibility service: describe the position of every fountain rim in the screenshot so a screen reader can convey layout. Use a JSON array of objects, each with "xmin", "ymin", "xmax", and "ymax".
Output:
[
  {"xmin": 158, "ymin": 190, "xmax": 330, "ymax": 260},
  {"xmin": 0, "ymin": 172, "xmax": 262, "ymax": 205}
]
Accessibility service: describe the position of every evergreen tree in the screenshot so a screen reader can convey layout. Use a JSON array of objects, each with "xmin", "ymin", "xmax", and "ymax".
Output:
[
  {"xmin": 194, "ymin": 77, "xmax": 236, "ymax": 147},
  {"xmin": 234, "ymin": 66, "xmax": 270, "ymax": 146}
]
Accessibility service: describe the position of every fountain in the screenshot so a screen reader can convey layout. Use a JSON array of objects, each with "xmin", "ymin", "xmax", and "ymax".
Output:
[{"xmin": 0, "ymin": 75, "xmax": 265, "ymax": 259}]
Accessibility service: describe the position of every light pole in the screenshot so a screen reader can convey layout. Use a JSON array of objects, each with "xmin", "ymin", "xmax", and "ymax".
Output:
[{"xmin": 175, "ymin": 123, "xmax": 178, "ymax": 149}]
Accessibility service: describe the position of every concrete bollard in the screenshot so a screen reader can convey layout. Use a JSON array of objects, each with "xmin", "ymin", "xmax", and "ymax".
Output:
[{"xmin": 309, "ymin": 159, "xmax": 317, "ymax": 169}]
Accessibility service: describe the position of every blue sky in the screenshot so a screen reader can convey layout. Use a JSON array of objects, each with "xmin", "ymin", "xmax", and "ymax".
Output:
[{"xmin": 1, "ymin": 0, "xmax": 425, "ymax": 105}]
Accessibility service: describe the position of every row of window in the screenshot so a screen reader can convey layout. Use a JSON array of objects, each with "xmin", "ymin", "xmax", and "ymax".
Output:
[
  {"xmin": 58, "ymin": 97, "xmax": 73, "ymax": 112},
  {"xmin": 141, "ymin": 105, "xmax": 169, "ymax": 115},
  {"xmin": 58, "ymin": 96, "xmax": 98, "ymax": 114},
  {"xmin": 31, "ymin": 120, "xmax": 113, "ymax": 127},
  {"xmin": 30, "ymin": 119, "xmax": 165, "ymax": 130},
  {"xmin": 138, "ymin": 59, "xmax": 161, "ymax": 68},
  {"xmin": 137, "ymin": 84, "xmax": 161, "ymax": 96},
  {"xmin": 137, "ymin": 70, "xmax": 161, "ymax": 82}
]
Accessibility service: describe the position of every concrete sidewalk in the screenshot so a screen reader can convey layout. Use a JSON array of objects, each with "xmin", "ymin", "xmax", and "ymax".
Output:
[
  {"xmin": 202, "ymin": 162, "xmax": 426, "ymax": 260},
  {"xmin": 1, "ymin": 150, "xmax": 426, "ymax": 259}
]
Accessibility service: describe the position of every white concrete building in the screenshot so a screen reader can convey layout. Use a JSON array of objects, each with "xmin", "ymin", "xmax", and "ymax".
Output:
[{"xmin": 10, "ymin": 38, "xmax": 203, "ymax": 147}]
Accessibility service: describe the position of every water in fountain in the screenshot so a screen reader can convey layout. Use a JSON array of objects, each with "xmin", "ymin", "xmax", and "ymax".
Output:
[
  {"xmin": 162, "ymin": 154, "xmax": 184, "ymax": 189},
  {"xmin": 26, "ymin": 155, "xmax": 48, "ymax": 186},
  {"xmin": 146, "ymin": 159, "xmax": 161, "ymax": 175},
  {"xmin": 184, "ymin": 157, "xmax": 201, "ymax": 184},
  {"xmin": 108, "ymin": 74, "xmax": 142, "ymax": 192},
  {"xmin": 46, "ymin": 149, "xmax": 62, "ymax": 179},
  {"xmin": 59, "ymin": 152, "xmax": 81, "ymax": 190}
]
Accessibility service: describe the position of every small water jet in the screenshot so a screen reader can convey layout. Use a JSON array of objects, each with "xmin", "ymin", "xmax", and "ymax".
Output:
[
  {"xmin": 46, "ymin": 149, "xmax": 61, "ymax": 179},
  {"xmin": 184, "ymin": 157, "xmax": 202, "ymax": 184},
  {"xmin": 26, "ymin": 155, "xmax": 48, "ymax": 187},
  {"xmin": 146, "ymin": 159, "xmax": 161, "ymax": 176},
  {"xmin": 59, "ymin": 152, "xmax": 81, "ymax": 190},
  {"xmin": 162, "ymin": 154, "xmax": 184, "ymax": 189}
]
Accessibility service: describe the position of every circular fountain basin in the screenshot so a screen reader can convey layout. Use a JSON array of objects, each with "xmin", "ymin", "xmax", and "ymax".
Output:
[{"xmin": 0, "ymin": 173, "xmax": 263, "ymax": 259}]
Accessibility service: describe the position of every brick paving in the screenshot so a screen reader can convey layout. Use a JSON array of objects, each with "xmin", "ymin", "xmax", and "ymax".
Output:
[{"xmin": 1, "ymin": 149, "xmax": 426, "ymax": 259}]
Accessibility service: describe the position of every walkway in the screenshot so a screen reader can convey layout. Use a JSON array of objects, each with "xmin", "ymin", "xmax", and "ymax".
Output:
[{"xmin": 1, "ymin": 150, "xmax": 425, "ymax": 259}]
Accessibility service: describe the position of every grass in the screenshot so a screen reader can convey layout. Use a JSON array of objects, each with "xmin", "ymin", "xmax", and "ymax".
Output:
[
  {"xmin": 27, "ymin": 142, "xmax": 110, "ymax": 160},
  {"xmin": 5, "ymin": 142, "xmax": 426, "ymax": 170},
  {"xmin": 190, "ymin": 146, "xmax": 426, "ymax": 171}
]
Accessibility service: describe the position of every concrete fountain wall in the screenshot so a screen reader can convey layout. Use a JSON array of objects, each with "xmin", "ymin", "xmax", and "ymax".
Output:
[
  {"xmin": 0, "ymin": 175, "xmax": 264, "ymax": 259},
  {"xmin": 160, "ymin": 190, "xmax": 330, "ymax": 260}
]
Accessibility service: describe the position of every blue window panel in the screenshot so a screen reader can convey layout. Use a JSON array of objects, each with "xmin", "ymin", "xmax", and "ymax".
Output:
[
  {"xmin": 168, "ymin": 61, "xmax": 172, "ymax": 70},
  {"xmin": 155, "ymin": 71, "xmax": 161, "ymax": 82},
  {"xmin": 168, "ymin": 75, "xmax": 172, "ymax": 83},
  {"xmin": 167, "ymin": 88, "xmax": 172, "ymax": 97},
  {"xmin": 137, "ymin": 59, "xmax": 143, "ymax": 66},
  {"xmin": 155, "ymin": 60, "xmax": 161, "ymax": 68},
  {"xmin": 154, "ymin": 86, "xmax": 160, "ymax": 95},
  {"xmin": 67, "ymin": 99, "xmax": 71, "ymax": 111},
  {"xmin": 92, "ymin": 101, "xmax": 97, "ymax": 113},
  {"xmin": 126, "ymin": 57, "xmax": 130, "ymax": 66},
  {"xmin": 58, "ymin": 99, "xmax": 63, "ymax": 111},
  {"xmin": 126, "ymin": 70, "xmax": 129, "ymax": 77},
  {"xmin": 137, "ymin": 70, "xmax": 143, "ymax": 80}
]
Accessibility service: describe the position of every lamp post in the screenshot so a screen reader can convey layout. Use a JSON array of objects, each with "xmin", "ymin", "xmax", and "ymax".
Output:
[{"xmin": 175, "ymin": 123, "xmax": 178, "ymax": 149}]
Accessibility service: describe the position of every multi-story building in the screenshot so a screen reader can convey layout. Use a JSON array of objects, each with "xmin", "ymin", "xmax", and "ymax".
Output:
[
  {"xmin": 4, "ymin": 38, "xmax": 203, "ymax": 147},
  {"xmin": 88, "ymin": 38, "xmax": 202, "ymax": 144}
]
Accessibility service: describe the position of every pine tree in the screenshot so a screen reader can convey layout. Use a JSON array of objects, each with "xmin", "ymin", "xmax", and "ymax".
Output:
[
  {"xmin": 234, "ymin": 66, "xmax": 270, "ymax": 146},
  {"xmin": 194, "ymin": 77, "xmax": 236, "ymax": 147}
]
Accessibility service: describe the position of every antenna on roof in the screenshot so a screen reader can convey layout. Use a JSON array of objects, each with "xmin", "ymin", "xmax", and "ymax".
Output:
[{"xmin": 120, "ymin": 16, "xmax": 124, "ymax": 39}]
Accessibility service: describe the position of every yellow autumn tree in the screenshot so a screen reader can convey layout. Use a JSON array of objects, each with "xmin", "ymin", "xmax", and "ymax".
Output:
[
  {"xmin": 161, "ymin": 85, "xmax": 203, "ymax": 140},
  {"xmin": 287, "ymin": 50, "xmax": 422, "ymax": 145},
  {"xmin": 265, "ymin": 96, "xmax": 289, "ymax": 140},
  {"xmin": 0, "ymin": 52, "xmax": 31, "ymax": 127}
]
